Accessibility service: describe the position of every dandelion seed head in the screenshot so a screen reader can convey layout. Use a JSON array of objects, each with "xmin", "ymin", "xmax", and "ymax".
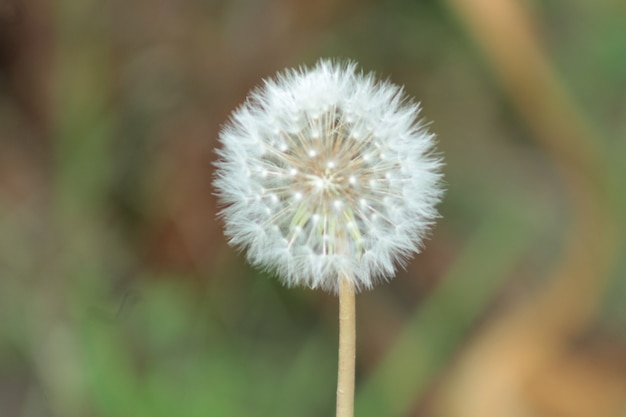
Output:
[{"xmin": 214, "ymin": 59, "xmax": 443, "ymax": 294}]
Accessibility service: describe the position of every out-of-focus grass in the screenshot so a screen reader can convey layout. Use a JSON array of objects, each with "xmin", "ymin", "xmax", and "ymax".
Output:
[{"xmin": 79, "ymin": 281, "xmax": 336, "ymax": 417}]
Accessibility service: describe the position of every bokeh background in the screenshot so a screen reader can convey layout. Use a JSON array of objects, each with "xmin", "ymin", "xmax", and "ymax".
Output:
[{"xmin": 1, "ymin": 0, "xmax": 625, "ymax": 416}]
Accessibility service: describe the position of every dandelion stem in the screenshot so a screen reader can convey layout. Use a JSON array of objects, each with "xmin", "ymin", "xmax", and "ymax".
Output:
[{"xmin": 336, "ymin": 276, "xmax": 356, "ymax": 417}]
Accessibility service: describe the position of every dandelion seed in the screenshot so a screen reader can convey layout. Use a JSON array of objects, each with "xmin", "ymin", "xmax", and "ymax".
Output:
[{"xmin": 213, "ymin": 59, "xmax": 443, "ymax": 294}]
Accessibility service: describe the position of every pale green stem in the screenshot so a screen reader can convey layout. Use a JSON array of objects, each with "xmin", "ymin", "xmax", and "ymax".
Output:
[{"xmin": 336, "ymin": 277, "xmax": 356, "ymax": 417}]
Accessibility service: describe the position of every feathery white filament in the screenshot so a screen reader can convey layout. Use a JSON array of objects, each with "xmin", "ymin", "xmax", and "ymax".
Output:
[{"xmin": 214, "ymin": 59, "xmax": 443, "ymax": 294}]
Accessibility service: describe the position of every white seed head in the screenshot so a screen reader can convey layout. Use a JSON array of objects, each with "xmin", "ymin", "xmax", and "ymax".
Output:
[{"xmin": 213, "ymin": 59, "xmax": 444, "ymax": 294}]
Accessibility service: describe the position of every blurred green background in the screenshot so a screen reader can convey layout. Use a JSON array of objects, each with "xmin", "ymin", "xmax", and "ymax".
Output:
[{"xmin": 1, "ymin": 0, "xmax": 625, "ymax": 416}]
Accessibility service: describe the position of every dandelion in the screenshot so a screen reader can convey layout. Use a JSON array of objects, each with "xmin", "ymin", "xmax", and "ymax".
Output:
[
  {"xmin": 214, "ymin": 60, "xmax": 442, "ymax": 293},
  {"xmin": 213, "ymin": 59, "xmax": 443, "ymax": 417}
]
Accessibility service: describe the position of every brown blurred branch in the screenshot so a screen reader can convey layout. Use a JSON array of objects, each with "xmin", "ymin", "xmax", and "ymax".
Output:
[
  {"xmin": 430, "ymin": 0, "xmax": 624, "ymax": 416},
  {"xmin": 444, "ymin": 0, "xmax": 619, "ymax": 345}
]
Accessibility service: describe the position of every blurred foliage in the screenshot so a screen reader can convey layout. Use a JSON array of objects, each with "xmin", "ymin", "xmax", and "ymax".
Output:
[{"xmin": 1, "ymin": 0, "xmax": 625, "ymax": 416}]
